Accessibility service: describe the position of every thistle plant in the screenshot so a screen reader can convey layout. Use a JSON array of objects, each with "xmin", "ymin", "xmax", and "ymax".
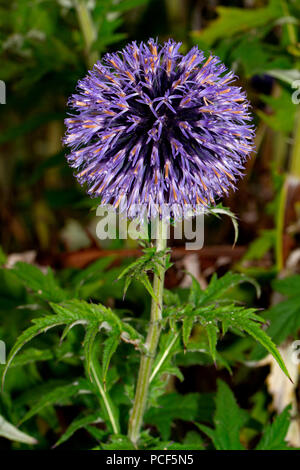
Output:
[
  {"xmin": 2, "ymin": 39, "xmax": 290, "ymax": 449},
  {"xmin": 64, "ymin": 38, "xmax": 254, "ymax": 218}
]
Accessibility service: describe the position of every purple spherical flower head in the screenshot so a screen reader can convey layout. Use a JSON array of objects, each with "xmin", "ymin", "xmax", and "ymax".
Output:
[{"xmin": 64, "ymin": 38, "xmax": 255, "ymax": 221}]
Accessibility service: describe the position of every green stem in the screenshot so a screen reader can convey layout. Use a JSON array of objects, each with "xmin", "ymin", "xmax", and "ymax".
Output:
[
  {"xmin": 128, "ymin": 219, "xmax": 168, "ymax": 446},
  {"xmin": 290, "ymin": 107, "xmax": 300, "ymax": 178},
  {"xmin": 75, "ymin": 0, "xmax": 99, "ymax": 68},
  {"xmin": 275, "ymin": 177, "xmax": 288, "ymax": 272},
  {"xmin": 280, "ymin": 0, "xmax": 298, "ymax": 47}
]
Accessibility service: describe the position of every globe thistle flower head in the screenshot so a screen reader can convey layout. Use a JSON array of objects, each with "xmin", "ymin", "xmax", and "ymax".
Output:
[{"xmin": 64, "ymin": 38, "xmax": 255, "ymax": 221}]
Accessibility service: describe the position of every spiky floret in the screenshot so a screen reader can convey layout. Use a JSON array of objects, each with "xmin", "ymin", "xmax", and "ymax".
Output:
[{"xmin": 64, "ymin": 38, "xmax": 255, "ymax": 220}]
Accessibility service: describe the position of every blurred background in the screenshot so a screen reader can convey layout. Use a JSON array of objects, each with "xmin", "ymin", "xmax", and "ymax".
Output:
[{"xmin": 0, "ymin": 0, "xmax": 300, "ymax": 450}]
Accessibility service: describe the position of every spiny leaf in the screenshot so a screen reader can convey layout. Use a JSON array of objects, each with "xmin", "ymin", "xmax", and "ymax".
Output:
[
  {"xmin": 3, "ymin": 347, "xmax": 53, "ymax": 368},
  {"xmin": 182, "ymin": 317, "xmax": 194, "ymax": 350},
  {"xmin": 192, "ymin": 0, "xmax": 282, "ymax": 46},
  {"xmin": 240, "ymin": 318, "xmax": 291, "ymax": 379},
  {"xmin": 197, "ymin": 380, "xmax": 248, "ymax": 450},
  {"xmin": 256, "ymin": 406, "xmax": 292, "ymax": 450},
  {"xmin": 10, "ymin": 262, "xmax": 69, "ymax": 302},
  {"xmin": 195, "ymin": 271, "xmax": 261, "ymax": 305},
  {"xmin": 272, "ymin": 274, "xmax": 300, "ymax": 297},
  {"xmin": 117, "ymin": 246, "xmax": 171, "ymax": 300},
  {"xmin": 2, "ymin": 316, "xmax": 67, "ymax": 388},
  {"xmin": 145, "ymin": 393, "xmax": 201, "ymax": 441},
  {"xmin": 164, "ymin": 272, "xmax": 289, "ymax": 379},
  {"xmin": 163, "ymin": 289, "xmax": 180, "ymax": 307},
  {"xmin": 2, "ymin": 299, "xmax": 143, "ymax": 388},
  {"xmin": 102, "ymin": 332, "xmax": 120, "ymax": 388},
  {"xmin": 206, "ymin": 323, "xmax": 218, "ymax": 363},
  {"xmin": 53, "ymin": 412, "xmax": 103, "ymax": 448},
  {"xmin": 83, "ymin": 323, "xmax": 99, "ymax": 378},
  {"xmin": 19, "ymin": 379, "xmax": 94, "ymax": 425}
]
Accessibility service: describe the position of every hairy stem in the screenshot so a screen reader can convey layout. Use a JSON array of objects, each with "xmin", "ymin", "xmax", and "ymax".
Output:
[{"xmin": 128, "ymin": 219, "xmax": 168, "ymax": 446}]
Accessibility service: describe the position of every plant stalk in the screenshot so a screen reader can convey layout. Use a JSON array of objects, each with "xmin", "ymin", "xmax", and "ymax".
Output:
[
  {"xmin": 128, "ymin": 219, "xmax": 167, "ymax": 446},
  {"xmin": 290, "ymin": 106, "xmax": 300, "ymax": 179},
  {"xmin": 75, "ymin": 0, "xmax": 99, "ymax": 68}
]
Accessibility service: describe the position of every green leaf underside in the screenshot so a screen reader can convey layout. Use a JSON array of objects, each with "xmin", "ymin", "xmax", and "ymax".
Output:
[
  {"xmin": 53, "ymin": 412, "xmax": 103, "ymax": 448},
  {"xmin": 0, "ymin": 415, "xmax": 37, "ymax": 445},
  {"xmin": 19, "ymin": 379, "xmax": 94, "ymax": 425}
]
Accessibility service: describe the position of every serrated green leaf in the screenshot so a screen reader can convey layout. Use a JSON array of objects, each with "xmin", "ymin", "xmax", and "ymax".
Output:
[
  {"xmin": 205, "ymin": 323, "xmax": 218, "ymax": 363},
  {"xmin": 272, "ymin": 275, "xmax": 300, "ymax": 297},
  {"xmin": 145, "ymin": 393, "xmax": 202, "ymax": 440},
  {"xmin": 197, "ymin": 380, "xmax": 248, "ymax": 450},
  {"xmin": 2, "ymin": 315, "xmax": 67, "ymax": 388},
  {"xmin": 256, "ymin": 406, "xmax": 292, "ymax": 450},
  {"xmin": 19, "ymin": 379, "xmax": 94, "ymax": 425},
  {"xmin": 243, "ymin": 229, "xmax": 276, "ymax": 261},
  {"xmin": 53, "ymin": 412, "xmax": 103, "ymax": 448},
  {"xmin": 257, "ymin": 89, "xmax": 296, "ymax": 134},
  {"xmin": 182, "ymin": 317, "xmax": 194, "ymax": 349},
  {"xmin": 84, "ymin": 324, "xmax": 99, "ymax": 378},
  {"xmin": 192, "ymin": 0, "xmax": 282, "ymax": 46},
  {"xmin": 5, "ymin": 347, "xmax": 53, "ymax": 368},
  {"xmin": 102, "ymin": 332, "xmax": 120, "ymax": 387},
  {"xmin": 163, "ymin": 288, "xmax": 180, "ymax": 307},
  {"xmin": 10, "ymin": 262, "xmax": 69, "ymax": 302},
  {"xmin": 240, "ymin": 318, "xmax": 290, "ymax": 379},
  {"xmin": 117, "ymin": 246, "xmax": 171, "ymax": 300},
  {"xmin": 188, "ymin": 273, "xmax": 204, "ymax": 305},
  {"xmin": 164, "ymin": 270, "xmax": 289, "ymax": 378},
  {"xmin": 196, "ymin": 271, "xmax": 261, "ymax": 305}
]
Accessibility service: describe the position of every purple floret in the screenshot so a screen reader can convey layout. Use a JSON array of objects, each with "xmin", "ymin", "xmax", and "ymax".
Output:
[{"xmin": 64, "ymin": 38, "xmax": 255, "ymax": 220}]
